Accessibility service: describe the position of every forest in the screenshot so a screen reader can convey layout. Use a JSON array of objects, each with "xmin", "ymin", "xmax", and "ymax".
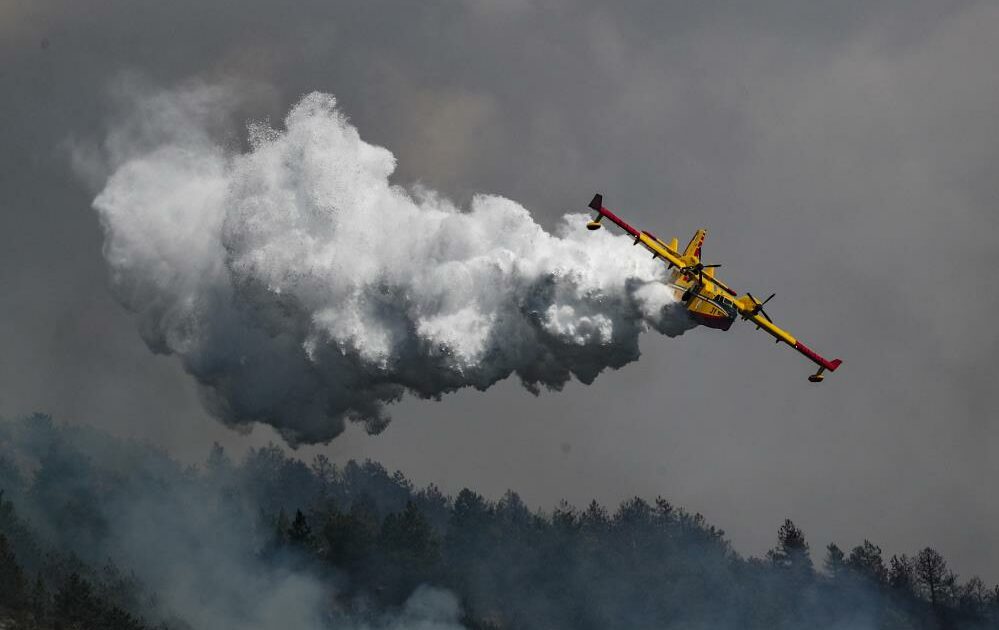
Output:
[{"xmin": 0, "ymin": 413, "xmax": 996, "ymax": 629}]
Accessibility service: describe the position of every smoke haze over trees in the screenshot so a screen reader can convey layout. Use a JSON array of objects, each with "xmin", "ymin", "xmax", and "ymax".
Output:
[{"xmin": 1, "ymin": 414, "xmax": 996, "ymax": 629}]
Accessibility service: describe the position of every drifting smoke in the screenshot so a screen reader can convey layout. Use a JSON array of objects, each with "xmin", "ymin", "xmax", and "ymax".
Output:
[
  {"xmin": 93, "ymin": 86, "xmax": 692, "ymax": 444},
  {"xmin": 0, "ymin": 415, "xmax": 470, "ymax": 630}
]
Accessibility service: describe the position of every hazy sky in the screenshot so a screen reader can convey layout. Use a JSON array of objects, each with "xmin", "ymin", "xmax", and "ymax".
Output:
[{"xmin": 2, "ymin": 0, "xmax": 997, "ymax": 581}]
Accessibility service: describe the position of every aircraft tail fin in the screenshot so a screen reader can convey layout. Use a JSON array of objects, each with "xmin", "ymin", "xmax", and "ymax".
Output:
[
  {"xmin": 588, "ymin": 194, "xmax": 603, "ymax": 211},
  {"xmin": 683, "ymin": 229, "xmax": 707, "ymax": 258}
]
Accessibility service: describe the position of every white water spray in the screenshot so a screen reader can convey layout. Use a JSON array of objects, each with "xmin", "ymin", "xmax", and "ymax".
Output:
[{"xmin": 93, "ymin": 88, "xmax": 692, "ymax": 444}]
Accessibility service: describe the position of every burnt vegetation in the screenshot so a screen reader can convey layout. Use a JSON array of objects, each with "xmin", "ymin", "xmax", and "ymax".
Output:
[{"xmin": 0, "ymin": 414, "xmax": 996, "ymax": 629}]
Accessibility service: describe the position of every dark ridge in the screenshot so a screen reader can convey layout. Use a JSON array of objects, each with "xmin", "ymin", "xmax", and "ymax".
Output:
[{"xmin": 1, "ymin": 413, "xmax": 996, "ymax": 629}]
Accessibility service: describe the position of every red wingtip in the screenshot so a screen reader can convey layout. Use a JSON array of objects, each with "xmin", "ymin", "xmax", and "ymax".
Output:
[
  {"xmin": 794, "ymin": 341, "xmax": 842, "ymax": 373},
  {"xmin": 587, "ymin": 195, "xmax": 641, "ymax": 238}
]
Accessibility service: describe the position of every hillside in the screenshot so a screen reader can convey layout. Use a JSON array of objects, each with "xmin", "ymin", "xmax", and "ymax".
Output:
[{"xmin": 1, "ymin": 414, "xmax": 996, "ymax": 629}]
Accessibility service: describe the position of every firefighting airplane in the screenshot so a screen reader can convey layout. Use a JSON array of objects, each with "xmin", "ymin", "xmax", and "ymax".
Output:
[{"xmin": 585, "ymin": 194, "xmax": 842, "ymax": 382}]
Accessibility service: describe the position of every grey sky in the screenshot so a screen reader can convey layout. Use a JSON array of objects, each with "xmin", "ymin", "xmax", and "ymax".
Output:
[{"xmin": 1, "ymin": 0, "xmax": 997, "ymax": 581}]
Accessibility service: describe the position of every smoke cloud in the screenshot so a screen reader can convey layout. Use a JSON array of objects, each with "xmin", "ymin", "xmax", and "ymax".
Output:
[
  {"xmin": 0, "ymin": 414, "xmax": 471, "ymax": 630},
  {"xmin": 92, "ymin": 86, "xmax": 692, "ymax": 444}
]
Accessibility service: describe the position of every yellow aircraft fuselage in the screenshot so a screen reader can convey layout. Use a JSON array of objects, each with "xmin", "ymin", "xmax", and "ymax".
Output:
[{"xmin": 585, "ymin": 194, "xmax": 840, "ymax": 382}]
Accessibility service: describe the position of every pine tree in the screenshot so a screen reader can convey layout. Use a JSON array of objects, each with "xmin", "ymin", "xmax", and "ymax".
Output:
[
  {"xmin": 767, "ymin": 519, "xmax": 813, "ymax": 575},
  {"xmin": 54, "ymin": 572, "xmax": 95, "ymax": 624},
  {"xmin": 311, "ymin": 454, "xmax": 336, "ymax": 498},
  {"xmin": 580, "ymin": 500, "xmax": 610, "ymax": 536},
  {"xmin": 888, "ymin": 554, "xmax": 915, "ymax": 592},
  {"xmin": 29, "ymin": 574, "xmax": 48, "ymax": 622},
  {"xmin": 847, "ymin": 540, "xmax": 887, "ymax": 584},
  {"xmin": 380, "ymin": 501, "xmax": 440, "ymax": 574},
  {"xmin": 206, "ymin": 442, "xmax": 231, "ymax": 476},
  {"xmin": 915, "ymin": 547, "xmax": 950, "ymax": 607},
  {"xmin": 287, "ymin": 509, "xmax": 314, "ymax": 549},
  {"xmin": 265, "ymin": 508, "xmax": 290, "ymax": 556},
  {"xmin": 0, "ymin": 533, "xmax": 25, "ymax": 607},
  {"xmin": 823, "ymin": 543, "xmax": 846, "ymax": 577}
]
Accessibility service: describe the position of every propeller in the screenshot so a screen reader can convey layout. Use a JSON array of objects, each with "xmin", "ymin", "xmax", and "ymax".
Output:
[
  {"xmin": 676, "ymin": 261, "xmax": 738, "ymax": 296},
  {"xmin": 680, "ymin": 262, "xmax": 719, "ymax": 275},
  {"xmin": 746, "ymin": 292, "xmax": 776, "ymax": 322},
  {"xmin": 680, "ymin": 262, "xmax": 723, "ymax": 290}
]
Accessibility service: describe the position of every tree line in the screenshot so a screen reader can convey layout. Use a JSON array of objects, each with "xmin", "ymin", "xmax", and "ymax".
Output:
[{"xmin": 1, "ymin": 414, "xmax": 997, "ymax": 629}]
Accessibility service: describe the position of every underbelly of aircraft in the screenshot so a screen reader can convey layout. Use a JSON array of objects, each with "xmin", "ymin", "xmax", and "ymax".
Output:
[{"xmin": 691, "ymin": 310, "xmax": 735, "ymax": 331}]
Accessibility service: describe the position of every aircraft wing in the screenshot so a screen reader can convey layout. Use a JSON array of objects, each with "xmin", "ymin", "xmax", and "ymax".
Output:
[
  {"xmin": 741, "ymin": 308, "xmax": 843, "ymax": 382},
  {"xmin": 586, "ymin": 194, "xmax": 687, "ymax": 270},
  {"xmin": 588, "ymin": 194, "xmax": 739, "ymax": 296}
]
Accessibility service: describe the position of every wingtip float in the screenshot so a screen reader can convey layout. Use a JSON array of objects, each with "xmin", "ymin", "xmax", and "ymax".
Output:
[{"xmin": 586, "ymin": 193, "xmax": 843, "ymax": 383}]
